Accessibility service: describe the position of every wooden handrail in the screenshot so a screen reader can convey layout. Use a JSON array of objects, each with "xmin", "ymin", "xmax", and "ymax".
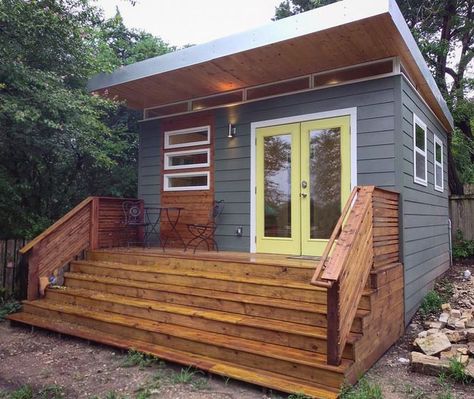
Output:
[
  {"xmin": 311, "ymin": 186, "xmax": 399, "ymax": 366},
  {"xmin": 20, "ymin": 197, "xmax": 94, "ymax": 254},
  {"xmin": 20, "ymin": 196, "xmax": 142, "ymax": 300},
  {"xmin": 311, "ymin": 186, "xmax": 360, "ymax": 287}
]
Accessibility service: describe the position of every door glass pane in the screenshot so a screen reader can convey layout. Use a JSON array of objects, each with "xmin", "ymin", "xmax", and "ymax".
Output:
[
  {"xmin": 264, "ymin": 135, "xmax": 292, "ymax": 238},
  {"xmin": 309, "ymin": 128, "xmax": 341, "ymax": 239}
]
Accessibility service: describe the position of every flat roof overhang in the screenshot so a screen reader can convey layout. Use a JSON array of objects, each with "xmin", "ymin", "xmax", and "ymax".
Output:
[{"xmin": 88, "ymin": 0, "xmax": 453, "ymax": 131}]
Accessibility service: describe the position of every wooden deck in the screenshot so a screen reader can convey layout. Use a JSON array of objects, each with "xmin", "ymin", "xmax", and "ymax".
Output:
[{"xmin": 8, "ymin": 188, "xmax": 405, "ymax": 398}]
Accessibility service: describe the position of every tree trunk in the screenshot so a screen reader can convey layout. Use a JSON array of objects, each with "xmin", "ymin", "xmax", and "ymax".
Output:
[{"xmin": 447, "ymin": 133, "xmax": 464, "ymax": 195}]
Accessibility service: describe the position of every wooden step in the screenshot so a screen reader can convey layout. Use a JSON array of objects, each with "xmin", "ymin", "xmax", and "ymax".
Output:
[
  {"xmin": 87, "ymin": 250, "xmax": 316, "ymax": 283},
  {"xmin": 8, "ymin": 312, "xmax": 339, "ymax": 399},
  {"xmin": 64, "ymin": 272, "xmax": 371, "ymax": 330},
  {"xmin": 69, "ymin": 260, "xmax": 328, "ymax": 303},
  {"xmin": 45, "ymin": 286, "xmax": 359, "ymax": 358},
  {"xmin": 20, "ymin": 300, "xmax": 350, "ymax": 388}
]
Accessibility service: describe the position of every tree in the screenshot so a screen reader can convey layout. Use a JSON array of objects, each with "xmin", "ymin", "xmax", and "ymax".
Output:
[
  {"xmin": 274, "ymin": 0, "xmax": 474, "ymax": 194},
  {"xmin": 0, "ymin": 0, "xmax": 174, "ymax": 238}
]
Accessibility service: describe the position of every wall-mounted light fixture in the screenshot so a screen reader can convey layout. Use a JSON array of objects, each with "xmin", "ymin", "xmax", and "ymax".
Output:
[{"xmin": 228, "ymin": 123, "xmax": 236, "ymax": 138}]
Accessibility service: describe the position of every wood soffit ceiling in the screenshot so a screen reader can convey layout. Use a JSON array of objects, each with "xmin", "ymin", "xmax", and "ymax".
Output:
[{"xmin": 92, "ymin": 13, "xmax": 452, "ymax": 131}]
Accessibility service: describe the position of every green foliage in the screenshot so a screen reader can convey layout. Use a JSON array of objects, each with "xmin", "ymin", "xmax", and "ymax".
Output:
[
  {"xmin": 171, "ymin": 366, "xmax": 201, "ymax": 384},
  {"xmin": 0, "ymin": 0, "xmax": 174, "ymax": 239},
  {"xmin": 2, "ymin": 385, "xmax": 33, "ymax": 399},
  {"xmin": 37, "ymin": 385, "xmax": 65, "ymax": 399},
  {"xmin": 447, "ymin": 358, "xmax": 473, "ymax": 384},
  {"xmin": 339, "ymin": 378, "xmax": 383, "ymax": 399},
  {"xmin": 121, "ymin": 349, "xmax": 160, "ymax": 369},
  {"xmin": 452, "ymin": 128, "xmax": 474, "ymax": 184},
  {"xmin": 420, "ymin": 290, "xmax": 443, "ymax": 318},
  {"xmin": 0, "ymin": 300, "xmax": 21, "ymax": 321},
  {"xmin": 453, "ymin": 230, "xmax": 474, "ymax": 259},
  {"xmin": 434, "ymin": 277, "xmax": 454, "ymax": 303}
]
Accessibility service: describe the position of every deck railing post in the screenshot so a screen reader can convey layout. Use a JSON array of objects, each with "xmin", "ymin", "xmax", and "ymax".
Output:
[
  {"xmin": 90, "ymin": 197, "xmax": 99, "ymax": 250},
  {"xmin": 326, "ymin": 281, "xmax": 341, "ymax": 366}
]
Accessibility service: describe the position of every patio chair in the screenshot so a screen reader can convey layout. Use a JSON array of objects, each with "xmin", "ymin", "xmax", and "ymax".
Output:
[
  {"xmin": 186, "ymin": 200, "xmax": 224, "ymax": 253},
  {"xmin": 122, "ymin": 200, "xmax": 149, "ymax": 246}
]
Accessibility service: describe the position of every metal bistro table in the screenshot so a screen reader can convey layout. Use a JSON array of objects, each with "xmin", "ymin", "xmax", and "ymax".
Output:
[{"xmin": 144, "ymin": 206, "xmax": 185, "ymax": 250}]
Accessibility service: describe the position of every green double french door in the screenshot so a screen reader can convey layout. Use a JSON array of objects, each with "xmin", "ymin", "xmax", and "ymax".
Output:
[{"xmin": 256, "ymin": 116, "xmax": 351, "ymax": 256}]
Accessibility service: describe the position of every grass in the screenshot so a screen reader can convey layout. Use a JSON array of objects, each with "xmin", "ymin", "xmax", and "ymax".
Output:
[
  {"xmin": 339, "ymin": 378, "xmax": 383, "ymax": 399},
  {"xmin": 171, "ymin": 366, "xmax": 201, "ymax": 384},
  {"xmin": 121, "ymin": 349, "xmax": 160, "ymax": 369},
  {"xmin": 0, "ymin": 385, "xmax": 65, "ymax": 399},
  {"xmin": 419, "ymin": 290, "xmax": 443, "ymax": 318},
  {"xmin": 447, "ymin": 358, "xmax": 473, "ymax": 384}
]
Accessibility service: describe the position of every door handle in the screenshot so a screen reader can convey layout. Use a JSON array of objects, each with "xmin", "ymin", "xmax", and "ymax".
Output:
[{"xmin": 300, "ymin": 193, "xmax": 307, "ymax": 198}]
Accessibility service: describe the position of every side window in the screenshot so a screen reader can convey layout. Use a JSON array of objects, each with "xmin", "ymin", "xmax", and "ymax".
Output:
[
  {"xmin": 434, "ymin": 135, "xmax": 444, "ymax": 192},
  {"xmin": 413, "ymin": 115, "xmax": 427, "ymax": 186}
]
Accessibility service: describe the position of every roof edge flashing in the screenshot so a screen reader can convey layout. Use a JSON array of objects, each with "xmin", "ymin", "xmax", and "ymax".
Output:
[{"xmin": 87, "ymin": 0, "xmax": 390, "ymax": 92}]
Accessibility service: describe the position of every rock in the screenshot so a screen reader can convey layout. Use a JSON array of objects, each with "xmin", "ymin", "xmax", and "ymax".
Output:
[
  {"xmin": 444, "ymin": 329, "xmax": 466, "ymax": 343},
  {"xmin": 439, "ymin": 313, "xmax": 449, "ymax": 324},
  {"xmin": 455, "ymin": 320, "xmax": 466, "ymax": 330},
  {"xmin": 398, "ymin": 357, "xmax": 410, "ymax": 364},
  {"xmin": 427, "ymin": 328, "xmax": 440, "ymax": 336},
  {"xmin": 456, "ymin": 345, "xmax": 469, "ymax": 355},
  {"xmin": 467, "ymin": 328, "xmax": 474, "ymax": 342},
  {"xmin": 426, "ymin": 321, "xmax": 444, "ymax": 330},
  {"xmin": 450, "ymin": 309, "xmax": 462, "ymax": 319},
  {"xmin": 414, "ymin": 332, "xmax": 452, "ymax": 356},
  {"xmin": 410, "ymin": 352, "xmax": 451, "ymax": 376},
  {"xmin": 467, "ymin": 319, "xmax": 474, "ymax": 328},
  {"xmin": 465, "ymin": 360, "xmax": 474, "ymax": 379},
  {"xmin": 468, "ymin": 343, "xmax": 474, "ymax": 355},
  {"xmin": 417, "ymin": 331, "xmax": 428, "ymax": 339},
  {"xmin": 440, "ymin": 350, "xmax": 470, "ymax": 365},
  {"xmin": 442, "ymin": 303, "xmax": 452, "ymax": 312}
]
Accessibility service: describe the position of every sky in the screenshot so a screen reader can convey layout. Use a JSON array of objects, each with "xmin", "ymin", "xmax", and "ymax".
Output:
[{"xmin": 96, "ymin": 0, "xmax": 283, "ymax": 47}]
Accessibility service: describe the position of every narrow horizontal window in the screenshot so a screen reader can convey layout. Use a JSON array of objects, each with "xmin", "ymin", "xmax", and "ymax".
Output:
[
  {"xmin": 314, "ymin": 59, "xmax": 393, "ymax": 87},
  {"xmin": 164, "ymin": 172, "xmax": 210, "ymax": 191},
  {"xmin": 434, "ymin": 135, "xmax": 444, "ymax": 192},
  {"xmin": 246, "ymin": 77, "xmax": 310, "ymax": 101},
  {"xmin": 192, "ymin": 91, "xmax": 243, "ymax": 111},
  {"xmin": 164, "ymin": 149, "xmax": 210, "ymax": 170},
  {"xmin": 413, "ymin": 114, "xmax": 427, "ymax": 186},
  {"xmin": 145, "ymin": 102, "xmax": 189, "ymax": 119},
  {"xmin": 164, "ymin": 126, "xmax": 210, "ymax": 149}
]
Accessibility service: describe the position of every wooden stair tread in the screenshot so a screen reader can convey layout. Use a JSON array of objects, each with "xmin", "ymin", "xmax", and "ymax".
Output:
[
  {"xmin": 8, "ymin": 312, "xmax": 339, "ymax": 399},
  {"xmin": 72, "ymin": 260, "xmax": 326, "ymax": 291},
  {"xmin": 64, "ymin": 272, "xmax": 371, "ymax": 318},
  {"xmin": 46, "ymin": 286, "xmax": 360, "ymax": 343},
  {"xmin": 21, "ymin": 299, "xmax": 352, "ymax": 370},
  {"xmin": 93, "ymin": 249, "xmax": 319, "ymax": 269}
]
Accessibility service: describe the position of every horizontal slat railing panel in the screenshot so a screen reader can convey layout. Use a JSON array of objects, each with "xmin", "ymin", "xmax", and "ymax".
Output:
[
  {"xmin": 20, "ymin": 196, "xmax": 142, "ymax": 300},
  {"xmin": 311, "ymin": 186, "xmax": 400, "ymax": 366}
]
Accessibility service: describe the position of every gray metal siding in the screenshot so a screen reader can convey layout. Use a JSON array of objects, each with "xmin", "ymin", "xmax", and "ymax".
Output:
[
  {"xmin": 214, "ymin": 77, "xmax": 397, "ymax": 251},
  {"xmin": 399, "ymin": 77, "xmax": 450, "ymax": 322}
]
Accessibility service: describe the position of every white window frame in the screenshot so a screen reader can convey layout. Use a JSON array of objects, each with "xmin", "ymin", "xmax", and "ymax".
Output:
[
  {"xmin": 163, "ymin": 171, "xmax": 210, "ymax": 191},
  {"xmin": 434, "ymin": 135, "xmax": 444, "ymax": 192},
  {"xmin": 164, "ymin": 125, "xmax": 210, "ymax": 149},
  {"xmin": 413, "ymin": 114, "xmax": 428, "ymax": 186},
  {"xmin": 164, "ymin": 148, "xmax": 210, "ymax": 170}
]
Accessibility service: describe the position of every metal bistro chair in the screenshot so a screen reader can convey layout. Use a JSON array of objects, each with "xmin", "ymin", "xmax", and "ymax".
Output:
[
  {"xmin": 122, "ymin": 200, "xmax": 149, "ymax": 247},
  {"xmin": 186, "ymin": 200, "xmax": 224, "ymax": 253}
]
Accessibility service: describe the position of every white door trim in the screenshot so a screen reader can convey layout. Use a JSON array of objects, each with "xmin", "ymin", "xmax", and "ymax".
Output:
[{"xmin": 249, "ymin": 107, "xmax": 358, "ymax": 253}]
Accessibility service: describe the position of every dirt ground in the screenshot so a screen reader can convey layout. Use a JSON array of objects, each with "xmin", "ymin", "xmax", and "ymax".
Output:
[{"xmin": 0, "ymin": 262, "xmax": 473, "ymax": 399}]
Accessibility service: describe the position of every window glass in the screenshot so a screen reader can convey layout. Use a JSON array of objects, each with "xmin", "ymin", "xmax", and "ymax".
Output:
[
  {"xmin": 168, "ymin": 130, "xmax": 208, "ymax": 147},
  {"xmin": 165, "ymin": 173, "xmax": 209, "ymax": 190},
  {"xmin": 413, "ymin": 115, "xmax": 427, "ymax": 186},
  {"xmin": 165, "ymin": 150, "xmax": 209, "ymax": 169},
  {"xmin": 415, "ymin": 125, "xmax": 425, "ymax": 150},
  {"xmin": 436, "ymin": 142, "xmax": 442, "ymax": 163},
  {"xmin": 415, "ymin": 152, "xmax": 426, "ymax": 180}
]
